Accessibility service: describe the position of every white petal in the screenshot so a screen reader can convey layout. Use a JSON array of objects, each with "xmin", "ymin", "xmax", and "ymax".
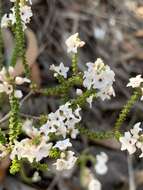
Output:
[{"xmin": 14, "ymin": 90, "xmax": 23, "ymax": 98}]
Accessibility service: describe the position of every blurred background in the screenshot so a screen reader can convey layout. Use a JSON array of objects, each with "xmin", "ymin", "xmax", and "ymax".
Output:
[{"xmin": 1, "ymin": 0, "xmax": 143, "ymax": 189}]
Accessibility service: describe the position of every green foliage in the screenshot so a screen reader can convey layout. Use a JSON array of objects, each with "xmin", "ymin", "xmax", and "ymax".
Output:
[
  {"xmin": 10, "ymin": 158, "xmax": 21, "ymax": 175},
  {"xmin": 49, "ymin": 148, "xmax": 61, "ymax": 159},
  {"xmin": 32, "ymin": 161, "xmax": 48, "ymax": 171},
  {"xmin": 78, "ymin": 153, "xmax": 96, "ymax": 167}
]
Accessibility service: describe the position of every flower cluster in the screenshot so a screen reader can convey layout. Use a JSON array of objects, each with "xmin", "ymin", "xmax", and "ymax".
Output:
[
  {"xmin": 1, "ymin": 0, "xmax": 32, "ymax": 30},
  {"xmin": 10, "ymin": 102, "xmax": 81, "ymax": 170},
  {"xmin": 53, "ymin": 151, "xmax": 77, "ymax": 171},
  {"xmin": 119, "ymin": 122, "xmax": 143, "ymax": 156},
  {"xmin": 0, "ymin": 66, "xmax": 30, "ymax": 98},
  {"xmin": 41, "ymin": 102, "xmax": 81, "ymax": 139},
  {"xmin": 10, "ymin": 120, "xmax": 53, "ymax": 163},
  {"xmin": 127, "ymin": 74, "xmax": 143, "ymax": 100},
  {"xmin": 50, "ymin": 34, "xmax": 115, "ymax": 108},
  {"xmin": 83, "ymin": 58, "xmax": 115, "ymax": 101},
  {"xmin": 1, "ymin": 0, "xmax": 140, "ymax": 186}
]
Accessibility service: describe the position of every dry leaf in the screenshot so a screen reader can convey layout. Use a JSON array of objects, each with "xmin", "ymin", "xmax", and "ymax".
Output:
[
  {"xmin": 134, "ymin": 6, "xmax": 143, "ymax": 18},
  {"xmin": 134, "ymin": 29, "xmax": 143, "ymax": 37},
  {"xmin": 2, "ymin": 28, "xmax": 41, "ymax": 86}
]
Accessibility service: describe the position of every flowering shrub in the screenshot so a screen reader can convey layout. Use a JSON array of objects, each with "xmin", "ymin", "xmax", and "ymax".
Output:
[{"xmin": 0, "ymin": 0, "xmax": 143, "ymax": 189}]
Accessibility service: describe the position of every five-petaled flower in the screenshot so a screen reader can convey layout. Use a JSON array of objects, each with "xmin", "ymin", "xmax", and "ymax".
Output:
[{"xmin": 65, "ymin": 33, "xmax": 85, "ymax": 53}]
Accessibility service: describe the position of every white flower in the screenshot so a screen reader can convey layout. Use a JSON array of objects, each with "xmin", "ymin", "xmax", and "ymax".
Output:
[
  {"xmin": 67, "ymin": 126, "xmax": 79, "ymax": 139},
  {"xmin": 15, "ymin": 76, "xmax": 31, "ymax": 85},
  {"xmin": 65, "ymin": 33, "xmax": 85, "ymax": 53},
  {"xmin": 4, "ymin": 3, "xmax": 33, "ymax": 30},
  {"xmin": 50, "ymin": 62, "xmax": 69, "ymax": 78},
  {"xmin": 83, "ymin": 58, "xmax": 115, "ymax": 101},
  {"xmin": 95, "ymin": 152, "xmax": 108, "ymax": 175},
  {"xmin": 96, "ymin": 86, "xmax": 115, "ymax": 101},
  {"xmin": 40, "ymin": 123, "xmax": 57, "ymax": 136},
  {"xmin": 1, "ymin": 14, "xmax": 11, "ymax": 28},
  {"xmin": 53, "ymin": 139, "xmax": 72, "ymax": 151},
  {"xmin": 35, "ymin": 138, "xmax": 53, "ymax": 162},
  {"xmin": 46, "ymin": 110, "xmax": 67, "ymax": 138},
  {"xmin": 20, "ymin": 5, "xmax": 33, "ymax": 24},
  {"xmin": 53, "ymin": 151, "xmax": 77, "ymax": 171},
  {"xmin": 19, "ymin": 129, "xmax": 51, "ymax": 163},
  {"xmin": 0, "ymin": 144, "xmax": 9, "ymax": 158},
  {"xmin": 44, "ymin": 102, "xmax": 81, "ymax": 138},
  {"xmin": 86, "ymin": 95, "xmax": 94, "ymax": 108},
  {"xmin": 53, "ymin": 158, "xmax": 68, "ymax": 171},
  {"xmin": 63, "ymin": 151, "xmax": 77, "ymax": 170},
  {"xmin": 96, "ymin": 152, "xmax": 108, "ymax": 163},
  {"xmin": 127, "ymin": 75, "xmax": 143, "ymax": 88},
  {"xmin": 119, "ymin": 123, "xmax": 143, "ymax": 157},
  {"xmin": 76, "ymin": 88, "xmax": 83, "ymax": 96},
  {"xmin": 88, "ymin": 178, "xmax": 101, "ymax": 190},
  {"xmin": 0, "ymin": 82, "xmax": 13, "ymax": 95},
  {"xmin": 83, "ymin": 59, "xmax": 115, "ymax": 90},
  {"xmin": 130, "ymin": 122, "xmax": 142, "ymax": 139},
  {"xmin": 0, "ymin": 66, "xmax": 14, "ymax": 82},
  {"xmin": 22, "ymin": 120, "xmax": 41, "ymax": 138},
  {"xmin": 95, "ymin": 163, "xmax": 108, "ymax": 176},
  {"xmin": 39, "ymin": 102, "xmax": 81, "ymax": 141},
  {"xmin": 32, "ymin": 172, "xmax": 41, "ymax": 182},
  {"xmin": 10, "ymin": 137, "xmax": 53, "ymax": 163},
  {"xmin": 9, "ymin": 11, "xmax": 16, "ymax": 25},
  {"xmin": 10, "ymin": 139, "xmax": 35, "ymax": 162},
  {"xmin": 119, "ymin": 132, "xmax": 137, "ymax": 154},
  {"xmin": 0, "ymin": 66, "xmax": 31, "ymax": 96},
  {"xmin": 14, "ymin": 90, "xmax": 23, "ymax": 99}
]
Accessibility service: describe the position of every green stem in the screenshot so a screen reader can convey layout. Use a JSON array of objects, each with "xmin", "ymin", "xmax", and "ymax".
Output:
[
  {"xmin": 9, "ymin": 92, "xmax": 21, "ymax": 143},
  {"xmin": 77, "ymin": 125, "xmax": 113, "ymax": 140},
  {"xmin": 20, "ymin": 162, "xmax": 32, "ymax": 184},
  {"xmin": 114, "ymin": 90, "xmax": 140, "ymax": 139},
  {"xmin": 72, "ymin": 53, "xmax": 78, "ymax": 74},
  {"xmin": 71, "ymin": 89, "xmax": 96, "ymax": 109},
  {"xmin": 11, "ymin": 0, "xmax": 29, "ymax": 75},
  {"xmin": 41, "ymin": 74, "xmax": 83, "ymax": 96}
]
